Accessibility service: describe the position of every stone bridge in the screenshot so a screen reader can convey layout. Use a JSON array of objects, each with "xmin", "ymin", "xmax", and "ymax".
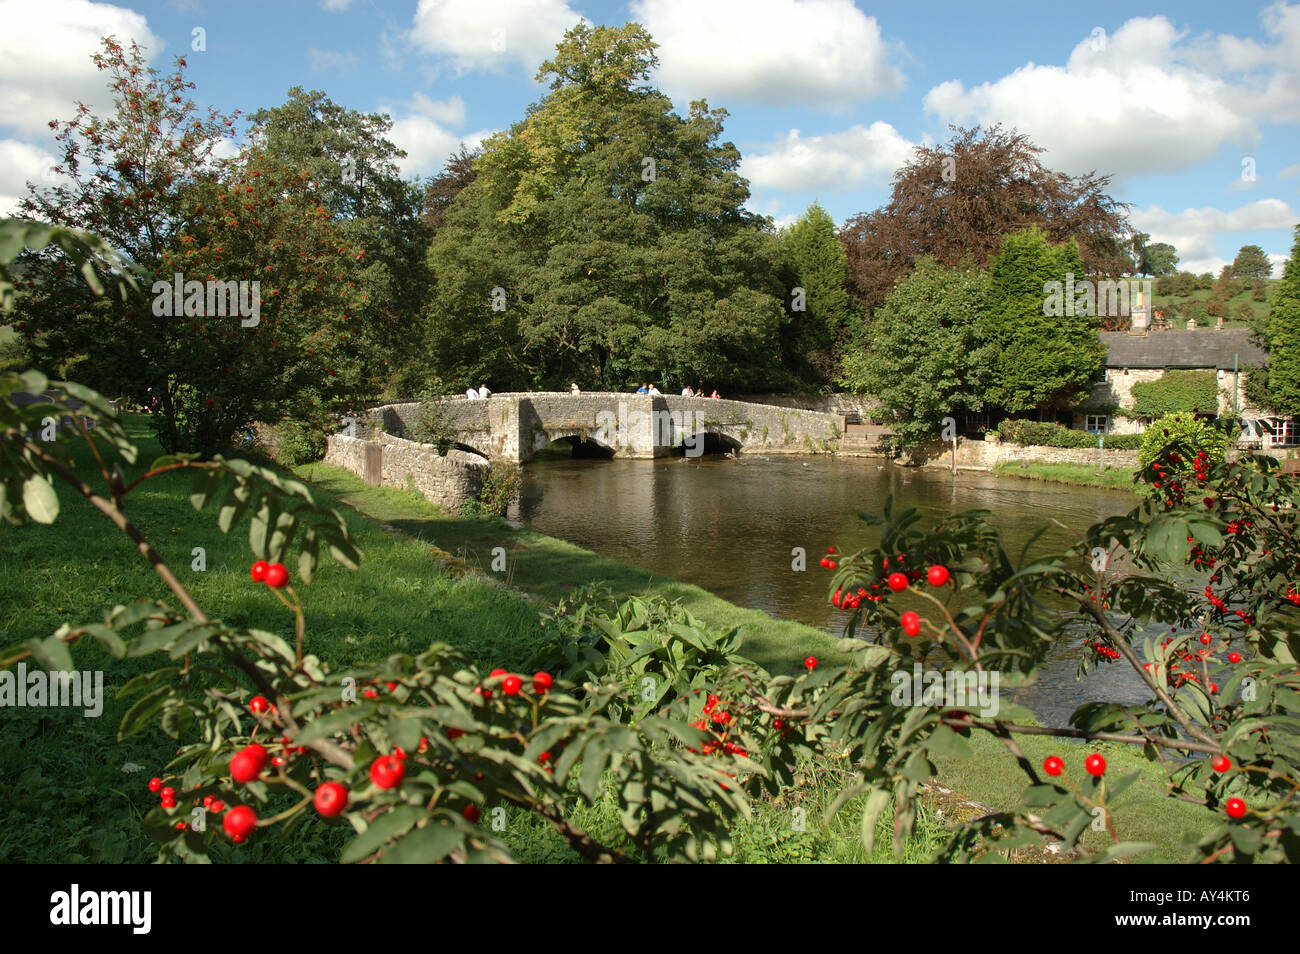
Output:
[{"xmin": 363, "ymin": 392, "xmax": 847, "ymax": 463}]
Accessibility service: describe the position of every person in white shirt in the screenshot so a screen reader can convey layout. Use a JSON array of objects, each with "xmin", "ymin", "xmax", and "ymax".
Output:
[
  {"xmin": 465, "ymin": 387, "xmax": 478, "ymax": 400},
  {"xmin": 478, "ymin": 384, "xmax": 490, "ymax": 398},
  {"xmin": 681, "ymin": 386, "xmax": 693, "ymax": 397},
  {"xmin": 569, "ymin": 383, "xmax": 581, "ymax": 395},
  {"xmin": 647, "ymin": 384, "xmax": 661, "ymax": 395}
]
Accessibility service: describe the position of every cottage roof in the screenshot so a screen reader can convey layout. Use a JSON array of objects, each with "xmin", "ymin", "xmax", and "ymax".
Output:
[{"xmin": 1100, "ymin": 329, "xmax": 1266, "ymax": 370}]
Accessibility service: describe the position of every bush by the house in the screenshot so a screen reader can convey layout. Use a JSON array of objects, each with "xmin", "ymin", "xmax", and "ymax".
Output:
[
  {"xmin": 996, "ymin": 418, "xmax": 1143, "ymax": 449},
  {"xmin": 1130, "ymin": 370, "xmax": 1220, "ymax": 420}
]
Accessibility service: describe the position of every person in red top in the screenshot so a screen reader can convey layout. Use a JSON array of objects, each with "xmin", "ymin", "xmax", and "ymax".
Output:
[{"xmin": 710, "ymin": 389, "xmax": 720, "ymax": 399}]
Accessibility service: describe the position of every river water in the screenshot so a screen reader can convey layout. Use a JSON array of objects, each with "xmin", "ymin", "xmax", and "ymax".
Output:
[{"xmin": 513, "ymin": 453, "xmax": 1153, "ymax": 726}]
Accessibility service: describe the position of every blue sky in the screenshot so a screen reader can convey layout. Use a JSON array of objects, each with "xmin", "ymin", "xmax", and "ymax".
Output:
[{"xmin": 2, "ymin": 0, "xmax": 1298, "ymax": 274}]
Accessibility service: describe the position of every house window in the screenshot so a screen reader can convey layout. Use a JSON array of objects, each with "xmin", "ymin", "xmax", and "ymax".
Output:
[
  {"xmin": 1093, "ymin": 367, "xmax": 1109, "ymax": 386},
  {"xmin": 1085, "ymin": 415, "xmax": 1108, "ymax": 434},
  {"xmin": 961, "ymin": 413, "xmax": 990, "ymax": 433},
  {"xmin": 1274, "ymin": 420, "xmax": 1298, "ymax": 446}
]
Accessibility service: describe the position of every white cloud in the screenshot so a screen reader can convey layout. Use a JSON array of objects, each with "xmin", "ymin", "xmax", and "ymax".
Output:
[
  {"xmin": 386, "ymin": 95, "xmax": 494, "ymax": 178},
  {"xmin": 0, "ymin": 0, "xmax": 161, "ymax": 135},
  {"xmin": 407, "ymin": 0, "xmax": 585, "ymax": 75},
  {"xmin": 1280, "ymin": 163, "xmax": 1300, "ymax": 179},
  {"xmin": 321, "ymin": 0, "xmax": 354, "ymax": 10},
  {"xmin": 1132, "ymin": 198, "xmax": 1299, "ymax": 273},
  {"xmin": 922, "ymin": 13, "xmax": 1299, "ymax": 181},
  {"xmin": 630, "ymin": 0, "xmax": 903, "ymax": 108},
  {"xmin": 0, "ymin": 139, "xmax": 63, "ymax": 215},
  {"xmin": 740, "ymin": 122, "xmax": 914, "ymax": 192},
  {"xmin": 308, "ymin": 48, "xmax": 358, "ymax": 72}
]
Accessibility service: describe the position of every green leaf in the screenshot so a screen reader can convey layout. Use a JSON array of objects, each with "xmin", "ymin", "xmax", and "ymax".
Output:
[
  {"xmin": 21, "ymin": 474, "xmax": 58, "ymax": 524},
  {"xmin": 24, "ymin": 634, "xmax": 73, "ymax": 672},
  {"xmin": 377, "ymin": 822, "xmax": 463, "ymax": 864},
  {"xmin": 859, "ymin": 788, "xmax": 890, "ymax": 856},
  {"xmin": 341, "ymin": 805, "xmax": 423, "ymax": 864},
  {"xmin": 117, "ymin": 686, "xmax": 170, "ymax": 740}
]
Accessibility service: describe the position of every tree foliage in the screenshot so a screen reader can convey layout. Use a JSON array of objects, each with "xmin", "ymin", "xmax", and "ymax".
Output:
[
  {"xmin": 777, "ymin": 203, "xmax": 859, "ymax": 387},
  {"xmin": 1131, "ymin": 370, "xmax": 1221, "ymax": 420},
  {"xmin": 838, "ymin": 125, "xmax": 1131, "ymax": 314},
  {"xmin": 841, "ymin": 257, "xmax": 991, "ymax": 444},
  {"xmin": 1256, "ymin": 227, "xmax": 1300, "ymax": 415},
  {"xmin": 1232, "ymin": 244, "xmax": 1273, "ymax": 281},
  {"xmin": 981, "ymin": 228, "xmax": 1105, "ymax": 416},
  {"xmin": 423, "ymin": 23, "xmax": 790, "ymax": 393}
]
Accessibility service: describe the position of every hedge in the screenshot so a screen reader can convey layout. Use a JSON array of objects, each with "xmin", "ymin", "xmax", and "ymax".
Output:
[
  {"xmin": 996, "ymin": 419, "xmax": 1143, "ymax": 449},
  {"xmin": 1130, "ymin": 370, "xmax": 1220, "ymax": 420}
]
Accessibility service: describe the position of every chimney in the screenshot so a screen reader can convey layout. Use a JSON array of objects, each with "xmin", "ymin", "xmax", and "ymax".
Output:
[{"xmin": 1129, "ymin": 284, "xmax": 1149, "ymax": 337}]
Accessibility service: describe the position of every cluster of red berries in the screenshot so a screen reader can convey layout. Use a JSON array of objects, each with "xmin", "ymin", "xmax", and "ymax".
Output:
[
  {"xmin": 819, "ymin": 546, "xmax": 837, "ymax": 569},
  {"xmin": 1090, "ymin": 641, "xmax": 1121, "ymax": 661},
  {"xmin": 249, "ymin": 560, "xmax": 288, "ymax": 588},
  {"xmin": 688, "ymin": 694, "xmax": 746, "ymax": 761},
  {"xmin": 482, "ymin": 668, "xmax": 554, "ymax": 697},
  {"xmin": 1080, "ymin": 582, "xmax": 1112, "ymax": 610}
]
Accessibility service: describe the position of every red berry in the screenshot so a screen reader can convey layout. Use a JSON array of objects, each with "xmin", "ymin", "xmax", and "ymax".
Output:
[
  {"xmin": 1211, "ymin": 755, "xmax": 1231, "ymax": 773},
  {"xmin": 446, "ymin": 727, "xmax": 465, "ymax": 740},
  {"xmin": 1043, "ymin": 756, "xmax": 1064, "ymax": 777},
  {"xmin": 1228, "ymin": 652, "xmax": 1242, "ymax": 663},
  {"xmin": 926, "ymin": 564, "xmax": 950, "ymax": 587},
  {"xmin": 148, "ymin": 777, "xmax": 162, "ymax": 792},
  {"xmin": 314, "ymin": 782, "xmax": 349, "ymax": 817},
  {"xmin": 827, "ymin": 560, "xmax": 836, "ymax": 569},
  {"xmin": 175, "ymin": 821, "xmax": 188, "ymax": 831},
  {"xmin": 804, "ymin": 656, "xmax": 817, "ymax": 670},
  {"xmin": 210, "ymin": 800, "xmax": 225, "ymax": 813},
  {"xmin": 249, "ymin": 696, "xmax": 271, "ymax": 714},
  {"xmin": 230, "ymin": 743, "xmax": 268, "ymax": 783},
  {"xmin": 827, "ymin": 546, "xmax": 836, "ymax": 554},
  {"xmin": 533, "ymin": 671, "xmax": 553, "ymax": 693},
  {"xmin": 223, "ymin": 805, "xmax": 257, "ymax": 839},
  {"xmin": 263, "ymin": 563, "xmax": 288, "ymax": 588},
  {"xmin": 370, "ymin": 755, "xmax": 405, "ymax": 790},
  {"xmin": 160, "ymin": 786, "xmax": 175, "ymax": 800},
  {"xmin": 887, "ymin": 572, "xmax": 909, "ymax": 592},
  {"xmin": 462, "ymin": 804, "xmax": 481, "ymax": 823},
  {"xmin": 502, "ymin": 674, "xmax": 522, "ymax": 695},
  {"xmin": 819, "ymin": 557, "xmax": 830, "ymax": 568},
  {"xmin": 489, "ymin": 668, "xmax": 507, "ymax": 677},
  {"xmin": 1199, "ymin": 633, "xmax": 1211, "ymax": 645},
  {"xmin": 1225, "ymin": 797, "xmax": 1246, "ymax": 819},
  {"xmin": 250, "ymin": 560, "xmax": 269, "ymax": 582},
  {"xmin": 900, "ymin": 611, "xmax": 920, "ymax": 637},
  {"xmin": 1085, "ymin": 753, "xmax": 1106, "ymax": 777}
]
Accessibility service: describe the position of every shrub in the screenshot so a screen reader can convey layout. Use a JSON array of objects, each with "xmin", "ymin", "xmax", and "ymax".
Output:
[
  {"xmin": 1184, "ymin": 301, "xmax": 1210, "ymax": 326},
  {"xmin": 270, "ymin": 419, "xmax": 327, "ymax": 466},
  {"xmin": 996, "ymin": 419, "xmax": 1142, "ymax": 449},
  {"xmin": 478, "ymin": 462, "xmax": 522, "ymax": 517},
  {"xmin": 1137, "ymin": 411, "xmax": 1231, "ymax": 492},
  {"xmin": 408, "ymin": 401, "xmax": 455, "ymax": 455},
  {"xmin": 1130, "ymin": 370, "xmax": 1220, "ymax": 420},
  {"xmin": 1253, "ymin": 284, "xmax": 1268, "ymax": 302}
]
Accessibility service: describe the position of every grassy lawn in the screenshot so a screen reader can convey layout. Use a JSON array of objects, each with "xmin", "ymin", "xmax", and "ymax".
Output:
[
  {"xmin": 0, "ymin": 416, "xmax": 1213, "ymax": 862},
  {"xmin": 993, "ymin": 461, "xmax": 1140, "ymax": 494}
]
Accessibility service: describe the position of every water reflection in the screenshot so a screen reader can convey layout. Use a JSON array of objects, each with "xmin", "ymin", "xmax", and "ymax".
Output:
[{"xmin": 514, "ymin": 454, "xmax": 1152, "ymax": 725}]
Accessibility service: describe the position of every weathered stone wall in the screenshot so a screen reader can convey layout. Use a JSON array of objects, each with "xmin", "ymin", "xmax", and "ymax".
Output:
[
  {"xmin": 324, "ymin": 433, "xmax": 487, "ymax": 511},
  {"xmin": 911, "ymin": 436, "xmax": 1140, "ymax": 471},
  {"xmin": 735, "ymin": 392, "xmax": 881, "ymax": 420}
]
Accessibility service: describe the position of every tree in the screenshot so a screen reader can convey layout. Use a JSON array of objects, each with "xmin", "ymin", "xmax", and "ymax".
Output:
[
  {"xmin": 246, "ymin": 88, "xmax": 433, "ymax": 397},
  {"xmin": 838, "ymin": 125, "xmax": 1131, "ymax": 315},
  {"xmin": 778, "ymin": 203, "xmax": 859, "ymax": 387},
  {"xmin": 841, "ymin": 258, "xmax": 991, "ymax": 444},
  {"xmin": 1232, "ymin": 244, "xmax": 1273, "ymax": 281},
  {"xmin": 13, "ymin": 42, "xmax": 368, "ymax": 454},
  {"xmin": 1260, "ymin": 226, "xmax": 1300, "ymax": 414},
  {"xmin": 424, "ymin": 23, "xmax": 788, "ymax": 392},
  {"xmin": 981, "ymin": 228, "xmax": 1105, "ymax": 417},
  {"xmin": 422, "ymin": 144, "xmax": 481, "ymax": 235},
  {"xmin": 1140, "ymin": 241, "xmax": 1178, "ymax": 277}
]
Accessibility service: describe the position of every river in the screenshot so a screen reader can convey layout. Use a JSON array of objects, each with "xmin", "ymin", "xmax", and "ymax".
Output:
[{"xmin": 513, "ymin": 453, "xmax": 1152, "ymax": 726}]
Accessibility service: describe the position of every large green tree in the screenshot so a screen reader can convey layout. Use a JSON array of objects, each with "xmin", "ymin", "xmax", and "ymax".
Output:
[
  {"xmin": 424, "ymin": 23, "xmax": 788, "ymax": 392},
  {"xmin": 1258, "ymin": 227, "xmax": 1300, "ymax": 414},
  {"xmin": 778, "ymin": 203, "xmax": 859, "ymax": 387},
  {"xmin": 246, "ymin": 88, "xmax": 432, "ymax": 396},
  {"xmin": 841, "ymin": 258, "xmax": 991, "ymax": 444},
  {"xmin": 981, "ymin": 228, "xmax": 1105, "ymax": 417}
]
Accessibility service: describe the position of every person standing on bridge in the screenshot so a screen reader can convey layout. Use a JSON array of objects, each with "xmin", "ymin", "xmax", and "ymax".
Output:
[
  {"xmin": 681, "ymin": 385, "xmax": 693, "ymax": 397},
  {"xmin": 710, "ymin": 389, "xmax": 720, "ymax": 399},
  {"xmin": 647, "ymin": 383, "xmax": 661, "ymax": 396},
  {"xmin": 569, "ymin": 382, "xmax": 581, "ymax": 395},
  {"xmin": 478, "ymin": 383, "xmax": 491, "ymax": 399},
  {"xmin": 635, "ymin": 383, "xmax": 648, "ymax": 394},
  {"xmin": 465, "ymin": 386, "xmax": 479, "ymax": 400}
]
